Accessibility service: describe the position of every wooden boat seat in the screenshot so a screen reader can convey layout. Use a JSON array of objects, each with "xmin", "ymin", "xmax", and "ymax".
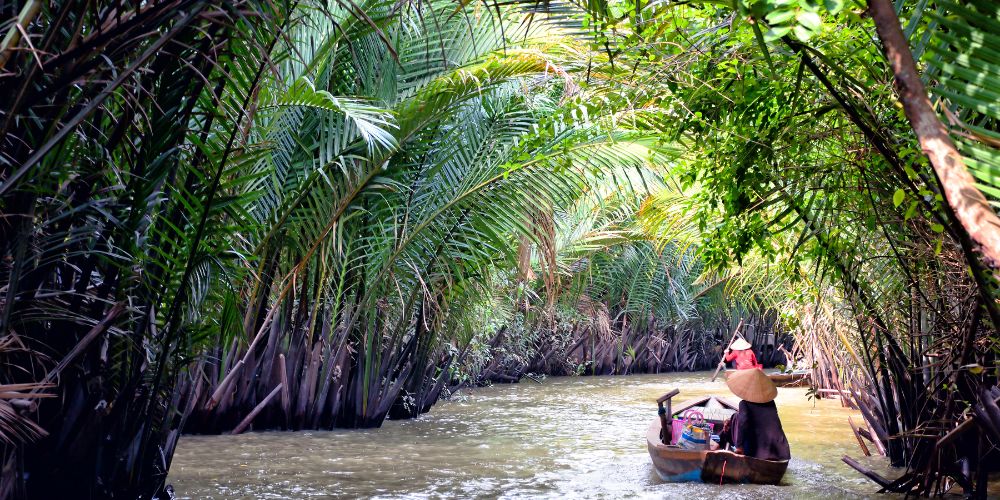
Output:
[
  {"xmin": 669, "ymin": 396, "xmax": 739, "ymax": 439},
  {"xmin": 691, "ymin": 406, "xmax": 736, "ymax": 423}
]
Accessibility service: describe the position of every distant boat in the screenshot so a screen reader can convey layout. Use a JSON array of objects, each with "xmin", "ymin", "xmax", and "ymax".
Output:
[
  {"xmin": 767, "ymin": 370, "xmax": 811, "ymax": 387},
  {"xmin": 646, "ymin": 392, "xmax": 789, "ymax": 485}
]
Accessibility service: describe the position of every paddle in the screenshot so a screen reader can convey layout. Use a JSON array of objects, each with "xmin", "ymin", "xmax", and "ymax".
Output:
[{"xmin": 710, "ymin": 319, "xmax": 746, "ymax": 382}]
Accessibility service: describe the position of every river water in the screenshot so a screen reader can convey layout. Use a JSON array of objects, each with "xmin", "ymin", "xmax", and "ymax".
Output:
[{"xmin": 169, "ymin": 372, "xmax": 886, "ymax": 498}]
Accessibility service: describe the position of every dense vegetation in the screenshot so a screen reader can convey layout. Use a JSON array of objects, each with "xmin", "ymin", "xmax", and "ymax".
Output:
[{"xmin": 1, "ymin": 0, "xmax": 998, "ymax": 497}]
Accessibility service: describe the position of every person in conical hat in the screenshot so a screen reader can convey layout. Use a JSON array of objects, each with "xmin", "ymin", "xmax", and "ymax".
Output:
[
  {"xmin": 723, "ymin": 369, "xmax": 790, "ymax": 461},
  {"xmin": 723, "ymin": 337, "xmax": 762, "ymax": 370}
]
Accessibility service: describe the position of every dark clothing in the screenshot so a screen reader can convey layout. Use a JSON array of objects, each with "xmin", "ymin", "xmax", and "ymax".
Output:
[
  {"xmin": 718, "ymin": 418, "xmax": 735, "ymax": 450},
  {"xmin": 735, "ymin": 400, "xmax": 791, "ymax": 461}
]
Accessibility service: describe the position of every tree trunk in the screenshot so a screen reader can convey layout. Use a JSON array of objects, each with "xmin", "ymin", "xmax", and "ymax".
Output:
[{"xmin": 868, "ymin": 0, "xmax": 1000, "ymax": 270}]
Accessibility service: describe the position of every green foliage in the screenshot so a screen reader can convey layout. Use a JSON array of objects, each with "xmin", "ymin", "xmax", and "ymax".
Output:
[
  {"xmin": 0, "ymin": 1, "xmax": 312, "ymax": 495},
  {"xmin": 921, "ymin": 0, "xmax": 1000, "ymax": 205},
  {"xmin": 5, "ymin": 0, "xmax": 999, "ymax": 493},
  {"xmin": 743, "ymin": 0, "xmax": 845, "ymax": 41}
]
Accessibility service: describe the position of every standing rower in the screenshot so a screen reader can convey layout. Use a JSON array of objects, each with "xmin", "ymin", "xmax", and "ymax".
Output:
[
  {"xmin": 724, "ymin": 338, "xmax": 761, "ymax": 370},
  {"xmin": 724, "ymin": 368, "xmax": 791, "ymax": 461}
]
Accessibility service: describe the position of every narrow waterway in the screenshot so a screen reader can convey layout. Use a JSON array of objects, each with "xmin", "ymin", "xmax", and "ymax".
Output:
[{"xmin": 169, "ymin": 372, "xmax": 884, "ymax": 498}]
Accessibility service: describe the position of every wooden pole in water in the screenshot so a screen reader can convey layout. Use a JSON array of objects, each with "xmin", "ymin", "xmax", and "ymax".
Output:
[
  {"xmin": 711, "ymin": 319, "xmax": 745, "ymax": 382},
  {"xmin": 231, "ymin": 383, "xmax": 283, "ymax": 435}
]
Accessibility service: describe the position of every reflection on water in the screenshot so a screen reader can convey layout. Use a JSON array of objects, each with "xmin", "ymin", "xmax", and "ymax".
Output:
[{"xmin": 169, "ymin": 372, "xmax": 882, "ymax": 498}]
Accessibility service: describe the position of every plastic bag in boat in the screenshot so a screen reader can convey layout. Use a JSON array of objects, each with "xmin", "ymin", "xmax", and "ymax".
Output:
[{"xmin": 677, "ymin": 410, "xmax": 713, "ymax": 450}]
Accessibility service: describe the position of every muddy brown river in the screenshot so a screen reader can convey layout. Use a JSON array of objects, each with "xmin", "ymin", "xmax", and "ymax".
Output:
[{"xmin": 169, "ymin": 372, "xmax": 887, "ymax": 498}]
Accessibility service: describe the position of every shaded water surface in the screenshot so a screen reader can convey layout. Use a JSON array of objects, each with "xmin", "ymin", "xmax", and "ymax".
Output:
[{"xmin": 170, "ymin": 372, "xmax": 882, "ymax": 498}]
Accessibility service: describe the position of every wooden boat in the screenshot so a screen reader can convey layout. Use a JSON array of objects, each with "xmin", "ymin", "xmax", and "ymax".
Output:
[
  {"xmin": 767, "ymin": 370, "xmax": 811, "ymax": 387},
  {"xmin": 646, "ymin": 390, "xmax": 789, "ymax": 485}
]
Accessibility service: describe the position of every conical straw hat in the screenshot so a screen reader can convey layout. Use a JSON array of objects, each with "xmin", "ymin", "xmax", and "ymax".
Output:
[
  {"xmin": 726, "ymin": 368, "xmax": 778, "ymax": 403},
  {"xmin": 730, "ymin": 338, "xmax": 752, "ymax": 351}
]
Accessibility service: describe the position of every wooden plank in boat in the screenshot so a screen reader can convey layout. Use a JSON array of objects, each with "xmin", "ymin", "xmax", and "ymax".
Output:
[
  {"xmin": 673, "ymin": 395, "xmax": 739, "ymax": 416},
  {"xmin": 697, "ymin": 406, "xmax": 737, "ymax": 423}
]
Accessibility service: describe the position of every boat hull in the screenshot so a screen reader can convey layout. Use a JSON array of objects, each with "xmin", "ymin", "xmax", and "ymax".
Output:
[
  {"xmin": 646, "ymin": 420, "xmax": 707, "ymax": 481},
  {"xmin": 702, "ymin": 450, "xmax": 789, "ymax": 485},
  {"xmin": 768, "ymin": 372, "xmax": 810, "ymax": 387}
]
